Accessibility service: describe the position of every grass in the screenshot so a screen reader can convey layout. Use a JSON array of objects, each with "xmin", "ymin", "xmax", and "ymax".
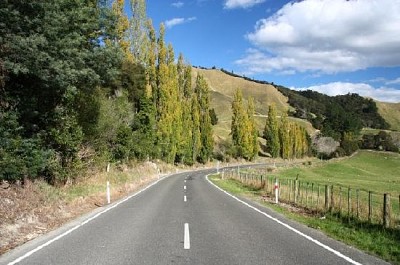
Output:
[
  {"xmin": 376, "ymin": 101, "xmax": 400, "ymax": 131},
  {"xmin": 209, "ymin": 175, "xmax": 400, "ymax": 264},
  {"xmin": 276, "ymin": 151, "xmax": 400, "ymax": 195}
]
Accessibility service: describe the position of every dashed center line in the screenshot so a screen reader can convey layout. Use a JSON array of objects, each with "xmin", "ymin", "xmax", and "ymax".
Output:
[
  {"xmin": 184, "ymin": 223, "xmax": 190, "ymax": 249},
  {"xmin": 184, "ymin": 185, "xmax": 186, "ymax": 190},
  {"xmin": 184, "ymin": 195, "xmax": 187, "ymax": 202}
]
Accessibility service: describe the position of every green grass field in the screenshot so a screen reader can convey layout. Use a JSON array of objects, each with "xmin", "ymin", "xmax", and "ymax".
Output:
[{"xmin": 277, "ymin": 151, "xmax": 400, "ymax": 195}]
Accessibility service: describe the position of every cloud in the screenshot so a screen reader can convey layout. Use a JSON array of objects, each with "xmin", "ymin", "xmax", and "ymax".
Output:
[
  {"xmin": 293, "ymin": 82, "xmax": 400, "ymax": 103},
  {"xmin": 386, "ymin": 77, "xmax": 400, "ymax": 85},
  {"xmin": 224, "ymin": 0, "xmax": 265, "ymax": 9},
  {"xmin": 165, "ymin": 17, "xmax": 196, "ymax": 29},
  {"xmin": 172, "ymin": 2, "xmax": 184, "ymax": 8},
  {"xmin": 238, "ymin": 0, "xmax": 400, "ymax": 74}
]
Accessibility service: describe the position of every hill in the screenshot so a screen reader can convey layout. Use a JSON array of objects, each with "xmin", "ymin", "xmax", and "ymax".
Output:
[
  {"xmin": 376, "ymin": 101, "xmax": 400, "ymax": 131},
  {"xmin": 191, "ymin": 67, "xmax": 316, "ymax": 141}
]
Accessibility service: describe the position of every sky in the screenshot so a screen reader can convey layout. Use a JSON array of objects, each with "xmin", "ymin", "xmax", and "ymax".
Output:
[{"xmin": 143, "ymin": 0, "xmax": 400, "ymax": 103}]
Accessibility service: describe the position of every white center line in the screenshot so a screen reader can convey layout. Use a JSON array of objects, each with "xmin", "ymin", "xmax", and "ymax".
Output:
[
  {"xmin": 184, "ymin": 185, "xmax": 186, "ymax": 190},
  {"xmin": 184, "ymin": 195, "xmax": 187, "ymax": 202},
  {"xmin": 184, "ymin": 180, "xmax": 186, "ymax": 183},
  {"xmin": 184, "ymin": 223, "xmax": 190, "ymax": 249}
]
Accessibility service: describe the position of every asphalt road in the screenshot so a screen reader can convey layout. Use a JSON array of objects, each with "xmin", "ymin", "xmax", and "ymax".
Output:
[{"xmin": 0, "ymin": 168, "xmax": 390, "ymax": 265}]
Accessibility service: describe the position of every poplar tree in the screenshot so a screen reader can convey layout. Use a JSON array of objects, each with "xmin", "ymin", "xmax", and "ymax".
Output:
[
  {"xmin": 246, "ymin": 97, "xmax": 259, "ymax": 161},
  {"xmin": 195, "ymin": 74, "xmax": 213, "ymax": 163},
  {"xmin": 231, "ymin": 89, "xmax": 245, "ymax": 157},
  {"xmin": 263, "ymin": 104, "xmax": 280, "ymax": 158},
  {"xmin": 129, "ymin": 0, "xmax": 148, "ymax": 64},
  {"xmin": 279, "ymin": 113, "xmax": 291, "ymax": 159}
]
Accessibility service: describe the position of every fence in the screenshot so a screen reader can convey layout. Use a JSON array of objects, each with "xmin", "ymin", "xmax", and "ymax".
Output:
[{"xmin": 221, "ymin": 169, "xmax": 400, "ymax": 229}]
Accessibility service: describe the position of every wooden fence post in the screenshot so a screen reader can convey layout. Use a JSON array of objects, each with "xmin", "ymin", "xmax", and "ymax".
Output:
[
  {"xmin": 383, "ymin": 193, "xmax": 391, "ymax": 228},
  {"xmin": 356, "ymin": 189, "xmax": 360, "ymax": 219},
  {"xmin": 330, "ymin": 185, "xmax": 334, "ymax": 213},
  {"xmin": 325, "ymin": 185, "xmax": 330, "ymax": 211},
  {"xmin": 348, "ymin": 188, "xmax": 351, "ymax": 223},
  {"xmin": 368, "ymin": 191, "xmax": 372, "ymax": 223}
]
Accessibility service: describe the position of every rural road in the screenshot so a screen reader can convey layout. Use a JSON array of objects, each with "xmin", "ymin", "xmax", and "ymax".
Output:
[{"xmin": 0, "ymin": 168, "xmax": 389, "ymax": 265}]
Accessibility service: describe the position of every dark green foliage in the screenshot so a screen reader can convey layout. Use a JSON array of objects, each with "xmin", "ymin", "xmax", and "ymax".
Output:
[
  {"xmin": 209, "ymin": 108, "xmax": 218, "ymax": 125},
  {"xmin": 276, "ymin": 86, "xmax": 389, "ymax": 135},
  {"xmin": 0, "ymin": 0, "xmax": 124, "ymax": 182},
  {"xmin": 0, "ymin": 110, "xmax": 53, "ymax": 182},
  {"xmin": 361, "ymin": 131, "xmax": 399, "ymax": 152}
]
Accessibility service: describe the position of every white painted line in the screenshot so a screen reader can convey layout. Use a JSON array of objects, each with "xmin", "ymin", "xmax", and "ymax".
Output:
[
  {"xmin": 7, "ymin": 176, "xmax": 170, "ymax": 265},
  {"xmin": 184, "ymin": 223, "xmax": 190, "ymax": 249},
  {"xmin": 205, "ymin": 175, "xmax": 363, "ymax": 265},
  {"xmin": 184, "ymin": 180, "xmax": 187, "ymax": 183},
  {"xmin": 184, "ymin": 185, "xmax": 186, "ymax": 190},
  {"xmin": 184, "ymin": 195, "xmax": 187, "ymax": 202}
]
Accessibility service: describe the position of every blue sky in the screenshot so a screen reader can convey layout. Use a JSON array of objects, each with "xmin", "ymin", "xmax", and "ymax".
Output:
[{"xmin": 143, "ymin": 0, "xmax": 400, "ymax": 103}]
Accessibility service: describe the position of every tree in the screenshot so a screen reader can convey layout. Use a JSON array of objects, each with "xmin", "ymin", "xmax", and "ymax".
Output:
[
  {"xmin": 279, "ymin": 113, "xmax": 290, "ymax": 159},
  {"xmin": 245, "ymin": 97, "xmax": 258, "ymax": 160},
  {"xmin": 195, "ymin": 74, "xmax": 213, "ymax": 163},
  {"xmin": 263, "ymin": 104, "xmax": 280, "ymax": 158},
  {"xmin": 129, "ymin": 0, "xmax": 149, "ymax": 64},
  {"xmin": 231, "ymin": 89, "xmax": 246, "ymax": 158}
]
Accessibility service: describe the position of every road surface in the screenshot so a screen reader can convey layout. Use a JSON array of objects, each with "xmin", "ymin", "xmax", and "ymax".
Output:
[{"xmin": 0, "ymin": 168, "xmax": 389, "ymax": 265}]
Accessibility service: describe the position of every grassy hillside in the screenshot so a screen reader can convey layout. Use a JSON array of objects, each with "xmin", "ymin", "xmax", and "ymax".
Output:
[
  {"xmin": 192, "ymin": 67, "xmax": 316, "ymax": 141},
  {"xmin": 278, "ymin": 150, "xmax": 400, "ymax": 195},
  {"xmin": 376, "ymin": 101, "xmax": 400, "ymax": 131}
]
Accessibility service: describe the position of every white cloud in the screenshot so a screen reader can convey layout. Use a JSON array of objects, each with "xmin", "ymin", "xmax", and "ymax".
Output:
[
  {"xmin": 238, "ymin": 0, "xmax": 400, "ymax": 74},
  {"xmin": 224, "ymin": 0, "xmax": 265, "ymax": 9},
  {"xmin": 172, "ymin": 2, "xmax": 184, "ymax": 8},
  {"xmin": 386, "ymin": 77, "xmax": 400, "ymax": 85},
  {"xmin": 165, "ymin": 17, "xmax": 196, "ymax": 29},
  {"xmin": 293, "ymin": 82, "xmax": 400, "ymax": 103}
]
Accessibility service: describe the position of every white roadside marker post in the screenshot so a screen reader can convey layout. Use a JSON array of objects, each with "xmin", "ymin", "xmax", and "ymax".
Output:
[
  {"xmin": 106, "ymin": 163, "xmax": 111, "ymax": 204},
  {"xmin": 275, "ymin": 178, "xmax": 279, "ymax": 204}
]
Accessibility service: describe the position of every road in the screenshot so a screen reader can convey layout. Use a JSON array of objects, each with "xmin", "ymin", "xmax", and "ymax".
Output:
[{"xmin": 0, "ymin": 168, "xmax": 389, "ymax": 265}]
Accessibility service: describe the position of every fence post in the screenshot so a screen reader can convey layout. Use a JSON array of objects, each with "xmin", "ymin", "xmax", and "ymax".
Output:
[
  {"xmin": 356, "ymin": 189, "xmax": 360, "ymax": 219},
  {"xmin": 317, "ymin": 184, "xmax": 320, "ymax": 209},
  {"xmin": 383, "ymin": 193, "xmax": 391, "ymax": 228},
  {"xmin": 338, "ymin": 186, "xmax": 342, "ymax": 217},
  {"xmin": 294, "ymin": 179, "xmax": 298, "ymax": 204},
  {"xmin": 325, "ymin": 185, "xmax": 330, "ymax": 211},
  {"xmin": 311, "ymin": 183, "xmax": 314, "ymax": 207},
  {"xmin": 348, "ymin": 188, "xmax": 351, "ymax": 223},
  {"xmin": 368, "ymin": 191, "xmax": 372, "ymax": 223},
  {"xmin": 330, "ymin": 185, "xmax": 334, "ymax": 213}
]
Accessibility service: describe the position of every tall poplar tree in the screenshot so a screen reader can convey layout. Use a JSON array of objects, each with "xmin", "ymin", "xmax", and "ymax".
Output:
[
  {"xmin": 246, "ymin": 97, "xmax": 259, "ymax": 160},
  {"xmin": 279, "ymin": 113, "xmax": 291, "ymax": 159},
  {"xmin": 195, "ymin": 74, "xmax": 213, "ymax": 163},
  {"xmin": 263, "ymin": 104, "xmax": 280, "ymax": 158}
]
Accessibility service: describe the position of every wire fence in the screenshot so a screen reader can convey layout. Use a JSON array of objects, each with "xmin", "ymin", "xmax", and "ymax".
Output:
[{"xmin": 221, "ymin": 169, "xmax": 400, "ymax": 229}]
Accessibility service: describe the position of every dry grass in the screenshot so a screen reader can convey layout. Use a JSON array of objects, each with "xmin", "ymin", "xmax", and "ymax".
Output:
[
  {"xmin": 192, "ymin": 68, "xmax": 316, "ymax": 142},
  {"xmin": 376, "ymin": 101, "xmax": 400, "ymax": 131}
]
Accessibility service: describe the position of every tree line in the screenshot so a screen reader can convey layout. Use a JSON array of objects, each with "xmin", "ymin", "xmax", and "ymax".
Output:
[
  {"xmin": 0, "ymin": 0, "xmax": 213, "ymax": 184},
  {"xmin": 230, "ymin": 90, "xmax": 309, "ymax": 161}
]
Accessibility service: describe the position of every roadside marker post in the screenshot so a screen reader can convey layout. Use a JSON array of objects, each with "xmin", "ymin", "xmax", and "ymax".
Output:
[
  {"xmin": 106, "ymin": 181, "xmax": 111, "ymax": 204},
  {"xmin": 275, "ymin": 179, "xmax": 279, "ymax": 204},
  {"xmin": 106, "ymin": 163, "xmax": 111, "ymax": 204}
]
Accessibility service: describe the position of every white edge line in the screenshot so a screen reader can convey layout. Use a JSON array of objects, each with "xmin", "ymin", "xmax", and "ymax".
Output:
[
  {"xmin": 7, "ymin": 175, "xmax": 170, "ymax": 265},
  {"xmin": 184, "ymin": 223, "xmax": 190, "ymax": 249},
  {"xmin": 205, "ymin": 175, "xmax": 363, "ymax": 265}
]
